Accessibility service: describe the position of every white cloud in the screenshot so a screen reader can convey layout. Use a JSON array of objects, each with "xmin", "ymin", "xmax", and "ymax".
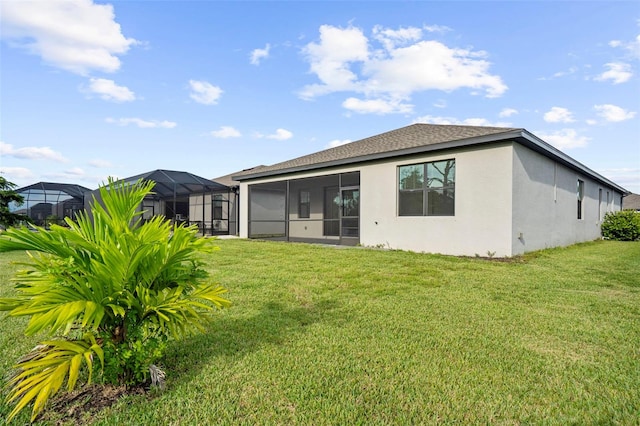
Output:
[
  {"xmin": 595, "ymin": 62, "xmax": 633, "ymax": 84},
  {"xmin": 250, "ymin": 43, "xmax": 271, "ymax": 65},
  {"xmin": 299, "ymin": 24, "xmax": 507, "ymax": 114},
  {"xmin": 44, "ymin": 168, "xmax": 90, "ymax": 182},
  {"xmin": 433, "ymin": 99, "xmax": 447, "ymax": 108},
  {"xmin": 543, "ymin": 107, "xmax": 575, "ymax": 123},
  {"xmin": 372, "ymin": 25, "xmax": 423, "ymax": 50},
  {"xmin": 327, "ymin": 139, "xmax": 352, "ymax": 148},
  {"xmin": 342, "ymin": 97, "xmax": 413, "ymax": 115},
  {"xmin": 0, "ymin": 0, "xmax": 137, "ymax": 75},
  {"xmin": 63, "ymin": 167, "xmax": 85, "ymax": 176},
  {"xmin": 629, "ymin": 34, "xmax": 640, "ymax": 59},
  {"xmin": 300, "ymin": 25, "xmax": 369, "ymax": 99},
  {"xmin": 413, "ymin": 115, "xmax": 512, "ymax": 128},
  {"xmin": 210, "ymin": 126, "xmax": 242, "ymax": 138},
  {"xmin": 499, "ymin": 108, "xmax": 518, "ymax": 118},
  {"xmin": 86, "ymin": 78, "xmax": 136, "ymax": 102},
  {"xmin": 536, "ymin": 129, "xmax": 589, "ymax": 150},
  {"xmin": 258, "ymin": 128, "xmax": 293, "ymax": 141},
  {"xmin": 0, "ymin": 141, "xmax": 68, "ymax": 162},
  {"xmin": 88, "ymin": 159, "xmax": 112, "ymax": 168},
  {"xmin": 105, "ymin": 117, "xmax": 176, "ymax": 128},
  {"xmin": 553, "ymin": 66, "xmax": 578, "ymax": 78},
  {"xmin": 188, "ymin": 80, "xmax": 223, "ymax": 105},
  {"xmin": 423, "ymin": 24, "xmax": 452, "ymax": 34},
  {"xmin": 0, "ymin": 167, "xmax": 34, "ymax": 180},
  {"xmin": 598, "ymin": 168, "xmax": 640, "ymax": 192},
  {"xmin": 608, "ymin": 34, "xmax": 640, "ymax": 60},
  {"xmin": 594, "ymin": 104, "xmax": 636, "ymax": 122}
]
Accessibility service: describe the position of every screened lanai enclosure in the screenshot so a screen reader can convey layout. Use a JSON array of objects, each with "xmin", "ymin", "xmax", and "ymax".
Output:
[
  {"xmin": 88, "ymin": 170, "xmax": 237, "ymax": 235},
  {"xmin": 13, "ymin": 182, "xmax": 92, "ymax": 227},
  {"xmin": 248, "ymin": 171, "xmax": 360, "ymax": 245}
]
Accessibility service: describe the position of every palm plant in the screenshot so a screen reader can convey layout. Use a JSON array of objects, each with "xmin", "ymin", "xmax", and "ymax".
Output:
[{"xmin": 0, "ymin": 178, "xmax": 230, "ymax": 422}]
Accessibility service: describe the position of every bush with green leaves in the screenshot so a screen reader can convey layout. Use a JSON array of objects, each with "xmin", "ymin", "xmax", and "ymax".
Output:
[
  {"xmin": 0, "ymin": 176, "xmax": 28, "ymax": 228},
  {"xmin": 0, "ymin": 178, "xmax": 230, "ymax": 422},
  {"xmin": 601, "ymin": 210, "xmax": 640, "ymax": 241}
]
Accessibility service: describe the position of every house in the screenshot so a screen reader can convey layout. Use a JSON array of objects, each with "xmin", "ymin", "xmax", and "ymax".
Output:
[
  {"xmin": 211, "ymin": 165, "xmax": 271, "ymax": 236},
  {"xmin": 622, "ymin": 193, "xmax": 640, "ymax": 212},
  {"xmin": 233, "ymin": 124, "xmax": 628, "ymax": 257},
  {"xmin": 86, "ymin": 169, "xmax": 234, "ymax": 235}
]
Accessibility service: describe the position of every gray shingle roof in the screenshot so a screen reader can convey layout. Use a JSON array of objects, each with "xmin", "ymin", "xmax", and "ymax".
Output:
[
  {"xmin": 623, "ymin": 193, "xmax": 640, "ymax": 210},
  {"xmin": 212, "ymin": 166, "xmax": 267, "ymax": 187},
  {"xmin": 231, "ymin": 123, "xmax": 629, "ymax": 195},
  {"xmin": 234, "ymin": 123, "xmax": 519, "ymax": 180}
]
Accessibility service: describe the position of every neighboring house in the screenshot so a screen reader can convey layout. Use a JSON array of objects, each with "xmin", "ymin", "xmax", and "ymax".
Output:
[
  {"xmin": 14, "ymin": 182, "xmax": 92, "ymax": 226},
  {"xmin": 622, "ymin": 193, "xmax": 640, "ymax": 211},
  {"xmin": 86, "ymin": 169, "xmax": 233, "ymax": 235},
  {"xmin": 233, "ymin": 124, "xmax": 628, "ymax": 257},
  {"xmin": 211, "ymin": 165, "xmax": 267, "ymax": 236}
]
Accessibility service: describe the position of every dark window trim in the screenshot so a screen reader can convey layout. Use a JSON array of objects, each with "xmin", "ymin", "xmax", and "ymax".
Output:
[
  {"xmin": 398, "ymin": 159, "xmax": 456, "ymax": 217},
  {"xmin": 299, "ymin": 189, "xmax": 311, "ymax": 218},
  {"xmin": 577, "ymin": 179, "xmax": 584, "ymax": 220}
]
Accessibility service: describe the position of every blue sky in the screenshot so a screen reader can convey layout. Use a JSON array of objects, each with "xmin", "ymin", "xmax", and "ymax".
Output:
[{"xmin": 1, "ymin": 0, "xmax": 639, "ymax": 193}]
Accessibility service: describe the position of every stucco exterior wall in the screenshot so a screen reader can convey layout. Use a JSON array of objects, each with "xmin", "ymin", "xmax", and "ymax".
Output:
[
  {"xmin": 511, "ymin": 143, "xmax": 623, "ymax": 255},
  {"xmin": 240, "ymin": 144, "xmax": 515, "ymax": 256},
  {"xmin": 239, "ymin": 182, "xmax": 249, "ymax": 238},
  {"xmin": 359, "ymin": 143, "xmax": 514, "ymax": 256},
  {"xmin": 239, "ymin": 142, "xmax": 624, "ymax": 256}
]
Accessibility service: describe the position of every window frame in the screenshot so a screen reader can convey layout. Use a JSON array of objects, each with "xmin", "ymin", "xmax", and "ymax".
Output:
[
  {"xmin": 212, "ymin": 194, "xmax": 224, "ymax": 220},
  {"xmin": 298, "ymin": 189, "xmax": 311, "ymax": 219},
  {"xmin": 398, "ymin": 159, "xmax": 456, "ymax": 217},
  {"xmin": 577, "ymin": 179, "xmax": 585, "ymax": 220}
]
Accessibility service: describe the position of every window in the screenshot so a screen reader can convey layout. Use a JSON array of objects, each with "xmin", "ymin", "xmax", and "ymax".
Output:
[
  {"xmin": 577, "ymin": 180, "xmax": 584, "ymax": 220},
  {"xmin": 299, "ymin": 190, "xmax": 310, "ymax": 218},
  {"xmin": 213, "ymin": 194, "xmax": 223, "ymax": 220},
  {"xmin": 399, "ymin": 159, "xmax": 455, "ymax": 216},
  {"xmin": 598, "ymin": 189, "xmax": 603, "ymax": 221}
]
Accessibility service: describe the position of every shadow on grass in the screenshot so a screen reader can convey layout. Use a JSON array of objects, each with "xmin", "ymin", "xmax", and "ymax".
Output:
[{"xmin": 162, "ymin": 299, "xmax": 339, "ymax": 382}]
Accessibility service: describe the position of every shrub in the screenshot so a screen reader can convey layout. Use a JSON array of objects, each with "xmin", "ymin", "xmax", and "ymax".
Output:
[
  {"xmin": 0, "ymin": 178, "xmax": 230, "ymax": 422},
  {"xmin": 601, "ymin": 210, "xmax": 640, "ymax": 241}
]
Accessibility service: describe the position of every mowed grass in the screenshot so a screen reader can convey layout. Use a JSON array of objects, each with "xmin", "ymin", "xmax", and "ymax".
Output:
[{"xmin": 1, "ymin": 239, "xmax": 639, "ymax": 424}]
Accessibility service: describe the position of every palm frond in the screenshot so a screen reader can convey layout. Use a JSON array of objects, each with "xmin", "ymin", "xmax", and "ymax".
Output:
[{"xmin": 5, "ymin": 334, "xmax": 104, "ymax": 422}]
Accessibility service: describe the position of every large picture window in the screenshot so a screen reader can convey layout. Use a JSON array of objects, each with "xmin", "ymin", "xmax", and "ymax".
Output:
[{"xmin": 399, "ymin": 159, "xmax": 455, "ymax": 216}]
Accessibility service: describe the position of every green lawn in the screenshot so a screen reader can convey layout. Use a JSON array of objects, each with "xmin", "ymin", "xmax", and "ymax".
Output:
[{"xmin": 1, "ymin": 239, "xmax": 639, "ymax": 424}]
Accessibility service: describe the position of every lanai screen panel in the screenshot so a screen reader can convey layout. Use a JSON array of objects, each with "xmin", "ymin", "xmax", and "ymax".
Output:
[
  {"xmin": 249, "ymin": 181, "xmax": 287, "ymax": 239},
  {"xmin": 287, "ymin": 174, "xmax": 340, "ymax": 241},
  {"xmin": 14, "ymin": 182, "xmax": 91, "ymax": 225}
]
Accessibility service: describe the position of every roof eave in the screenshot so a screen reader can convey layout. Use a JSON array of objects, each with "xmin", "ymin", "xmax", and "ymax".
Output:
[
  {"xmin": 234, "ymin": 129, "xmax": 630, "ymax": 194},
  {"xmin": 515, "ymin": 130, "xmax": 630, "ymax": 195}
]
